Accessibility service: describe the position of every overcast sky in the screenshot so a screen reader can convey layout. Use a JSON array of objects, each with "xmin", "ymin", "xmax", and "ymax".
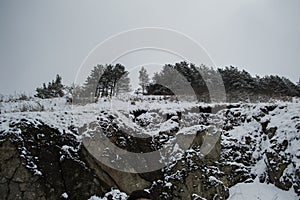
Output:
[{"xmin": 0, "ymin": 0, "xmax": 299, "ymax": 95}]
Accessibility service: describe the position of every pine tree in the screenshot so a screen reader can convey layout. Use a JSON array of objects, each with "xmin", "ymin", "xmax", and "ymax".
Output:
[
  {"xmin": 139, "ymin": 67, "xmax": 150, "ymax": 94},
  {"xmin": 35, "ymin": 74, "xmax": 64, "ymax": 99},
  {"xmin": 89, "ymin": 64, "xmax": 131, "ymax": 100},
  {"xmin": 83, "ymin": 64, "xmax": 105, "ymax": 98},
  {"xmin": 149, "ymin": 61, "xmax": 300, "ymax": 101},
  {"xmin": 151, "ymin": 62, "xmax": 198, "ymax": 97},
  {"xmin": 111, "ymin": 64, "xmax": 126, "ymax": 96},
  {"xmin": 53, "ymin": 74, "xmax": 64, "ymax": 97},
  {"xmin": 115, "ymin": 71, "xmax": 131, "ymax": 95}
]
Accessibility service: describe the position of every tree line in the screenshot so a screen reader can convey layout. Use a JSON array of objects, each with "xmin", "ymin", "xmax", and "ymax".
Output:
[
  {"xmin": 146, "ymin": 62, "xmax": 300, "ymax": 102},
  {"xmin": 35, "ymin": 64, "xmax": 131, "ymax": 102},
  {"xmin": 35, "ymin": 62, "xmax": 300, "ymax": 102}
]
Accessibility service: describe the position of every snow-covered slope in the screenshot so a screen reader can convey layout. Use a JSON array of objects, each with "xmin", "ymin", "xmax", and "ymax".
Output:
[{"xmin": 0, "ymin": 96, "xmax": 299, "ymax": 199}]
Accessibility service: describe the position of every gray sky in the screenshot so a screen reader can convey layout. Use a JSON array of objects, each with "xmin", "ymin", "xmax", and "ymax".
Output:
[{"xmin": 0, "ymin": 0, "xmax": 299, "ymax": 95}]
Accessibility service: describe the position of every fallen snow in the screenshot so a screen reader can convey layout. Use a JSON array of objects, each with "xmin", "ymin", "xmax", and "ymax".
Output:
[
  {"xmin": 88, "ymin": 189, "xmax": 127, "ymax": 200},
  {"xmin": 61, "ymin": 192, "xmax": 68, "ymax": 199},
  {"xmin": 1, "ymin": 96, "xmax": 299, "ymax": 198},
  {"xmin": 229, "ymin": 181, "xmax": 298, "ymax": 200}
]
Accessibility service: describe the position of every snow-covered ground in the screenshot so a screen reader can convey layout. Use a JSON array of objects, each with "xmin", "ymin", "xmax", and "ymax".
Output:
[
  {"xmin": 229, "ymin": 180, "xmax": 298, "ymax": 200},
  {"xmin": 0, "ymin": 96, "xmax": 299, "ymax": 199}
]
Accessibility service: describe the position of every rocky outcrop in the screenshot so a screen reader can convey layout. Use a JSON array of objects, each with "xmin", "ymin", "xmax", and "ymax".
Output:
[
  {"xmin": 0, "ymin": 140, "xmax": 46, "ymax": 200},
  {"xmin": 0, "ymin": 116, "xmax": 226, "ymax": 199},
  {"xmin": 80, "ymin": 145, "xmax": 152, "ymax": 193},
  {"xmin": 0, "ymin": 122, "xmax": 108, "ymax": 200},
  {"xmin": 220, "ymin": 103, "xmax": 300, "ymax": 196},
  {"xmin": 148, "ymin": 154, "xmax": 229, "ymax": 200},
  {"xmin": 0, "ymin": 101, "xmax": 299, "ymax": 199}
]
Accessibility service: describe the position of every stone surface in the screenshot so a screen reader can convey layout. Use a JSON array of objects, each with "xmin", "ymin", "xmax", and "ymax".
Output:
[{"xmin": 0, "ymin": 102, "xmax": 299, "ymax": 199}]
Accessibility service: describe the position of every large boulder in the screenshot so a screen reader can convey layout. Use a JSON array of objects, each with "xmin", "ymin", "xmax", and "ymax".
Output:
[{"xmin": 0, "ymin": 121, "xmax": 109, "ymax": 200}]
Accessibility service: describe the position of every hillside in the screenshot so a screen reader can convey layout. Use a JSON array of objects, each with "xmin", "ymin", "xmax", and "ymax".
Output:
[{"xmin": 0, "ymin": 96, "xmax": 299, "ymax": 199}]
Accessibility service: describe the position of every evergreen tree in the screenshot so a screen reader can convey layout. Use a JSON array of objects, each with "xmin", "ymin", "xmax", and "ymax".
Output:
[
  {"xmin": 52, "ymin": 74, "xmax": 64, "ymax": 97},
  {"xmin": 150, "ymin": 61, "xmax": 300, "ymax": 102},
  {"xmin": 115, "ymin": 71, "xmax": 131, "ymax": 95},
  {"xmin": 111, "ymin": 64, "xmax": 127, "ymax": 96},
  {"xmin": 139, "ymin": 67, "xmax": 150, "ymax": 94},
  {"xmin": 93, "ymin": 64, "xmax": 130, "ymax": 100},
  {"xmin": 35, "ymin": 74, "xmax": 64, "ymax": 99},
  {"xmin": 152, "ymin": 64, "xmax": 186, "ymax": 95},
  {"xmin": 151, "ymin": 62, "xmax": 206, "ymax": 98},
  {"xmin": 83, "ymin": 64, "xmax": 105, "ymax": 98}
]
